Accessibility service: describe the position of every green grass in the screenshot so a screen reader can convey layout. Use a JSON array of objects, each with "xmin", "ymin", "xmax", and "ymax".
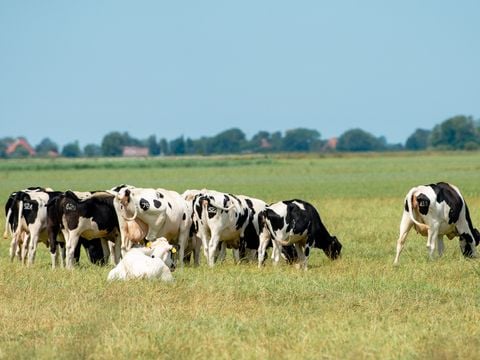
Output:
[{"xmin": 1, "ymin": 152, "xmax": 480, "ymax": 359}]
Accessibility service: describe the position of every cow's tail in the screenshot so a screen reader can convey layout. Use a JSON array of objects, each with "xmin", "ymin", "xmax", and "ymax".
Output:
[
  {"xmin": 406, "ymin": 187, "xmax": 427, "ymax": 229},
  {"xmin": 202, "ymin": 198, "xmax": 234, "ymax": 212},
  {"xmin": 3, "ymin": 208, "xmax": 12, "ymax": 239},
  {"xmin": 13, "ymin": 200, "xmax": 24, "ymax": 239}
]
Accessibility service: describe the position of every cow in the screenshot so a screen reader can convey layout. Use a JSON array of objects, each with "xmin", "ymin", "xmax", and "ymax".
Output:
[
  {"xmin": 193, "ymin": 190, "xmax": 254, "ymax": 267},
  {"xmin": 393, "ymin": 182, "xmax": 480, "ymax": 265},
  {"xmin": 258, "ymin": 199, "xmax": 342, "ymax": 269},
  {"xmin": 114, "ymin": 186, "xmax": 191, "ymax": 267},
  {"xmin": 107, "ymin": 237, "xmax": 176, "ymax": 281},
  {"xmin": 4, "ymin": 188, "xmax": 105, "ymax": 267},
  {"xmin": 46, "ymin": 190, "xmax": 121, "ymax": 269}
]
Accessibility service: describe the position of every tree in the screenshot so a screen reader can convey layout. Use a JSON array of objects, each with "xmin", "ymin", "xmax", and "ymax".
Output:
[
  {"xmin": 405, "ymin": 129, "xmax": 431, "ymax": 150},
  {"xmin": 209, "ymin": 128, "xmax": 247, "ymax": 154},
  {"xmin": 61, "ymin": 141, "xmax": 82, "ymax": 157},
  {"xmin": 337, "ymin": 128, "xmax": 385, "ymax": 152},
  {"xmin": 429, "ymin": 115, "xmax": 479, "ymax": 150},
  {"xmin": 101, "ymin": 131, "xmax": 140, "ymax": 156},
  {"xmin": 35, "ymin": 138, "xmax": 58, "ymax": 156},
  {"xmin": 159, "ymin": 138, "xmax": 169, "ymax": 155},
  {"xmin": 169, "ymin": 136, "xmax": 185, "ymax": 155},
  {"xmin": 146, "ymin": 135, "xmax": 160, "ymax": 156},
  {"xmin": 84, "ymin": 144, "xmax": 102, "ymax": 157},
  {"xmin": 282, "ymin": 128, "xmax": 321, "ymax": 152},
  {"xmin": 0, "ymin": 137, "xmax": 14, "ymax": 158}
]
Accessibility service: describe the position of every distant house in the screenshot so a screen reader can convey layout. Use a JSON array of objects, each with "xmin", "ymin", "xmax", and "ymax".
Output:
[
  {"xmin": 323, "ymin": 137, "xmax": 338, "ymax": 151},
  {"xmin": 6, "ymin": 138, "xmax": 36, "ymax": 156},
  {"xmin": 122, "ymin": 146, "xmax": 149, "ymax": 157}
]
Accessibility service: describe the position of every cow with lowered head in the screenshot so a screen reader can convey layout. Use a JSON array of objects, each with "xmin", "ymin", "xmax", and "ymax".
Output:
[
  {"xmin": 394, "ymin": 182, "xmax": 480, "ymax": 264},
  {"xmin": 258, "ymin": 199, "xmax": 342, "ymax": 270}
]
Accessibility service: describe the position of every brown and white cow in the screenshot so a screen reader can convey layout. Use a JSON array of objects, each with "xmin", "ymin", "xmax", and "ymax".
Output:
[{"xmin": 394, "ymin": 182, "xmax": 480, "ymax": 264}]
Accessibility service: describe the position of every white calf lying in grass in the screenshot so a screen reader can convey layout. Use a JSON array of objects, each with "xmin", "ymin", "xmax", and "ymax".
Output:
[{"xmin": 107, "ymin": 238, "xmax": 176, "ymax": 282}]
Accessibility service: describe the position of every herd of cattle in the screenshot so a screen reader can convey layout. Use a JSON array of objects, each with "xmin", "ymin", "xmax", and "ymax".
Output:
[{"xmin": 3, "ymin": 181, "xmax": 479, "ymax": 280}]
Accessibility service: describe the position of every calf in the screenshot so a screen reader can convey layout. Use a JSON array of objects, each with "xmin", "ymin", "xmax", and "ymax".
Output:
[
  {"xmin": 114, "ymin": 186, "xmax": 191, "ymax": 267},
  {"xmin": 394, "ymin": 182, "xmax": 480, "ymax": 264},
  {"xmin": 107, "ymin": 238, "xmax": 175, "ymax": 281},
  {"xmin": 258, "ymin": 199, "xmax": 342, "ymax": 269},
  {"xmin": 46, "ymin": 190, "xmax": 120, "ymax": 269}
]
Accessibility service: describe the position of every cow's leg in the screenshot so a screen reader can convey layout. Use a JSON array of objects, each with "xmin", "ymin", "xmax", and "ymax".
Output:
[
  {"xmin": 257, "ymin": 231, "xmax": 270, "ymax": 268},
  {"xmin": 426, "ymin": 228, "xmax": 438, "ymax": 260},
  {"xmin": 437, "ymin": 235, "xmax": 445, "ymax": 257},
  {"xmin": 100, "ymin": 239, "xmax": 111, "ymax": 264},
  {"xmin": 113, "ymin": 237, "xmax": 122, "ymax": 265},
  {"xmin": 294, "ymin": 243, "xmax": 307, "ymax": 270},
  {"xmin": 21, "ymin": 234, "xmax": 30, "ymax": 265},
  {"xmin": 28, "ymin": 229, "xmax": 38, "ymax": 266},
  {"xmin": 271, "ymin": 241, "xmax": 282, "ymax": 266},
  {"xmin": 177, "ymin": 230, "xmax": 189, "ymax": 268},
  {"xmin": 66, "ymin": 233, "xmax": 80, "ymax": 269},
  {"xmin": 9, "ymin": 237, "xmax": 17, "ymax": 262},
  {"xmin": 393, "ymin": 212, "xmax": 413, "ymax": 265},
  {"xmin": 193, "ymin": 235, "xmax": 202, "ymax": 266},
  {"xmin": 232, "ymin": 248, "xmax": 240, "ymax": 264},
  {"xmin": 207, "ymin": 234, "xmax": 221, "ymax": 267},
  {"xmin": 217, "ymin": 241, "xmax": 227, "ymax": 263},
  {"xmin": 59, "ymin": 243, "xmax": 66, "ymax": 268}
]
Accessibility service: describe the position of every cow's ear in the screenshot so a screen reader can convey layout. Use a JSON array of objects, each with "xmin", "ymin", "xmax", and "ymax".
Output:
[{"xmin": 125, "ymin": 189, "xmax": 131, "ymax": 198}]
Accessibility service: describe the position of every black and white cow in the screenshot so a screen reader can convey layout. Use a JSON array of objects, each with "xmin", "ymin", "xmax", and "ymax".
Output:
[
  {"xmin": 114, "ymin": 186, "xmax": 191, "ymax": 267},
  {"xmin": 193, "ymin": 190, "xmax": 253, "ymax": 267},
  {"xmin": 394, "ymin": 182, "xmax": 480, "ymax": 264},
  {"xmin": 4, "ymin": 188, "xmax": 105, "ymax": 267},
  {"xmin": 258, "ymin": 199, "xmax": 342, "ymax": 269},
  {"xmin": 46, "ymin": 190, "xmax": 120, "ymax": 269}
]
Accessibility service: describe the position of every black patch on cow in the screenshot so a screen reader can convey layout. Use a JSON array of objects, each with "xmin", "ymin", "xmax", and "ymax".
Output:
[
  {"xmin": 168, "ymin": 202, "xmax": 172, "ymax": 209},
  {"xmin": 429, "ymin": 182, "xmax": 463, "ymax": 224},
  {"xmin": 416, "ymin": 193, "xmax": 430, "ymax": 215},
  {"xmin": 265, "ymin": 208, "xmax": 285, "ymax": 232},
  {"xmin": 22, "ymin": 200, "xmax": 39, "ymax": 225},
  {"xmin": 139, "ymin": 198, "xmax": 150, "ymax": 211},
  {"xmin": 182, "ymin": 212, "xmax": 186, "ymax": 221},
  {"xmin": 460, "ymin": 233, "xmax": 475, "ymax": 257},
  {"xmin": 153, "ymin": 199, "xmax": 161, "ymax": 209},
  {"xmin": 156, "ymin": 192, "xmax": 164, "ymax": 199},
  {"xmin": 235, "ymin": 208, "xmax": 249, "ymax": 230},
  {"xmin": 404, "ymin": 199, "xmax": 409, "ymax": 212},
  {"xmin": 223, "ymin": 195, "xmax": 230, "ymax": 208},
  {"xmin": 208, "ymin": 206, "xmax": 217, "ymax": 218},
  {"xmin": 305, "ymin": 246, "xmax": 310, "ymax": 257}
]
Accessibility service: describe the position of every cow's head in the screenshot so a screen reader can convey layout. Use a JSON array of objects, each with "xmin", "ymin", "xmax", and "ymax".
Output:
[
  {"xmin": 473, "ymin": 228, "xmax": 480, "ymax": 246},
  {"xmin": 323, "ymin": 236, "xmax": 342, "ymax": 260},
  {"xmin": 150, "ymin": 238, "xmax": 177, "ymax": 271}
]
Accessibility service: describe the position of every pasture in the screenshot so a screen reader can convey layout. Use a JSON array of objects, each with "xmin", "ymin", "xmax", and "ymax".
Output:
[{"xmin": 1, "ymin": 153, "xmax": 480, "ymax": 359}]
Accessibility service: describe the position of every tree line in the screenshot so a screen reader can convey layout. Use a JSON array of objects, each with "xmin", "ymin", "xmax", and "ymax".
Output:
[{"xmin": 1, "ymin": 115, "xmax": 479, "ymax": 158}]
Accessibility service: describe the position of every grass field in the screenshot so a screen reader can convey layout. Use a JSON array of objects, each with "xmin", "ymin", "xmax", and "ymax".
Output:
[{"xmin": 1, "ymin": 152, "xmax": 480, "ymax": 359}]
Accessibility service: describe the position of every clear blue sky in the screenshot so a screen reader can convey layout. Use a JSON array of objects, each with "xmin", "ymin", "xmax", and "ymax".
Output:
[{"xmin": 1, "ymin": 1, "xmax": 479, "ymax": 148}]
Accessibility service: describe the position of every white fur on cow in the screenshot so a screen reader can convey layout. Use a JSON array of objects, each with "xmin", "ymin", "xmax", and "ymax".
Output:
[
  {"xmin": 107, "ymin": 238, "xmax": 175, "ymax": 281},
  {"xmin": 258, "ymin": 199, "xmax": 342, "ymax": 269},
  {"xmin": 193, "ymin": 190, "xmax": 254, "ymax": 267},
  {"xmin": 394, "ymin": 182, "xmax": 480, "ymax": 264},
  {"xmin": 114, "ymin": 186, "xmax": 191, "ymax": 267}
]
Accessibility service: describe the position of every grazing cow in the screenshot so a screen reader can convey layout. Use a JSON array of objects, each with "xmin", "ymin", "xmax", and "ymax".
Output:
[
  {"xmin": 394, "ymin": 182, "xmax": 480, "ymax": 264},
  {"xmin": 258, "ymin": 199, "xmax": 342, "ymax": 269},
  {"xmin": 193, "ymin": 190, "xmax": 253, "ymax": 267},
  {"xmin": 114, "ymin": 186, "xmax": 191, "ymax": 267},
  {"xmin": 107, "ymin": 238, "xmax": 175, "ymax": 281},
  {"xmin": 46, "ymin": 190, "xmax": 120, "ymax": 269}
]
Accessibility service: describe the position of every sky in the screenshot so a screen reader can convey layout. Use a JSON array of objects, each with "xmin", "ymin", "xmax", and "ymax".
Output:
[{"xmin": 1, "ymin": 1, "xmax": 479, "ymax": 148}]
